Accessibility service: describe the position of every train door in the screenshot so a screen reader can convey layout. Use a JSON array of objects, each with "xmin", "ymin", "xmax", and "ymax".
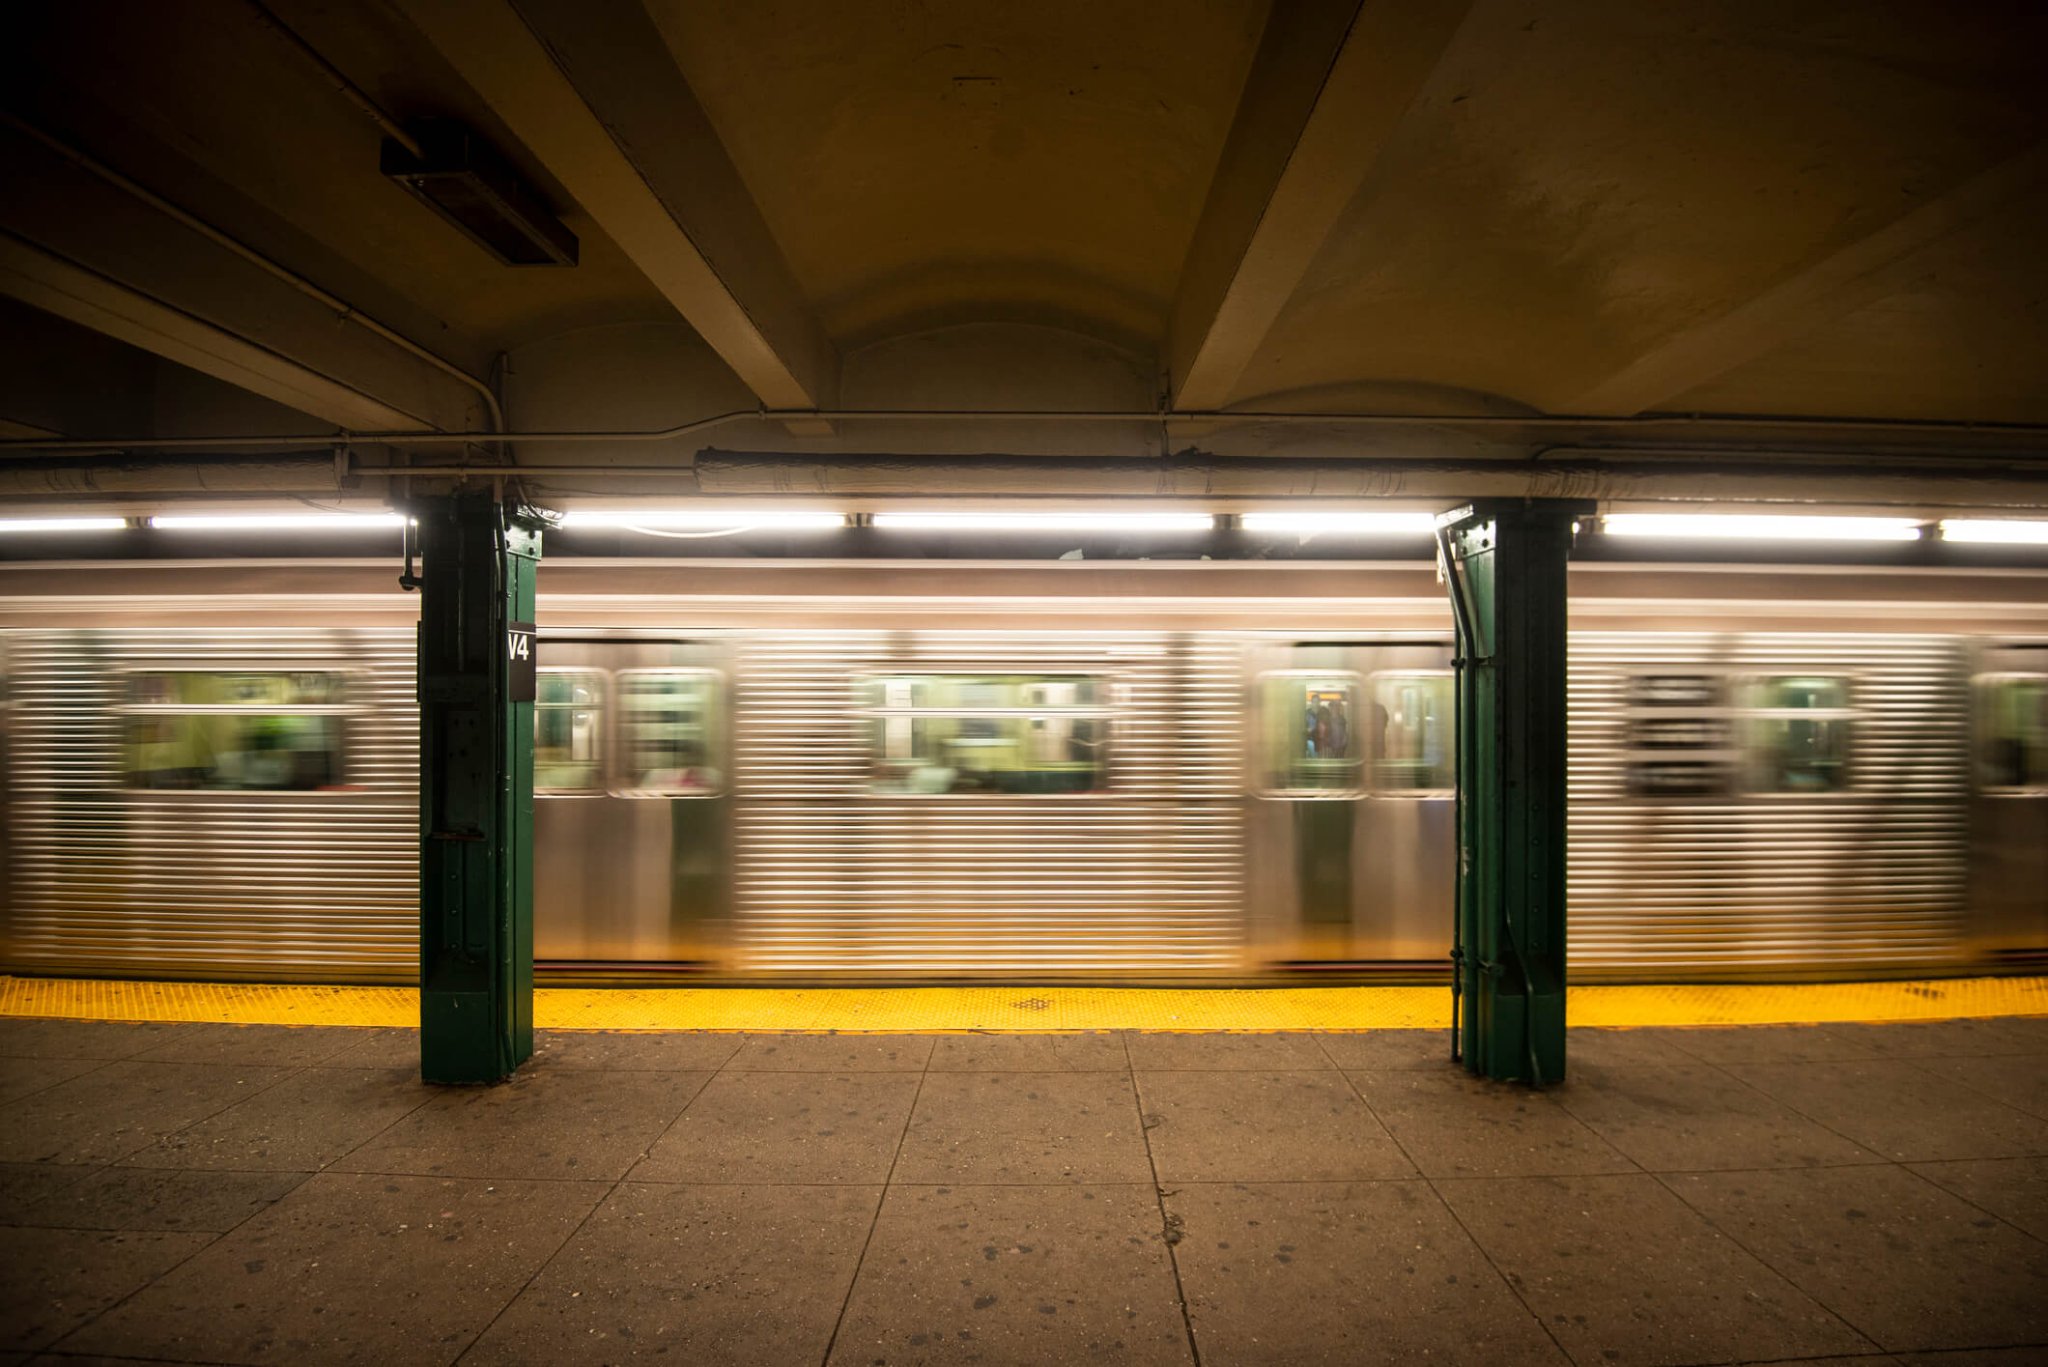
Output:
[
  {"xmin": 1245, "ymin": 640, "xmax": 1456, "ymax": 967},
  {"xmin": 532, "ymin": 636, "xmax": 731, "ymax": 970},
  {"xmin": 1968, "ymin": 641, "xmax": 2048, "ymax": 963}
]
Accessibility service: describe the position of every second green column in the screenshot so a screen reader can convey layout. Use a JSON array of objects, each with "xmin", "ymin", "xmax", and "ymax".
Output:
[
  {"xmin": 1436, "ymin": 499, "xmax": 1589, "ymax": 1084},
  {"xmin": 414, "ymin": 492, "xmax": 541, "ymax": 1084}
]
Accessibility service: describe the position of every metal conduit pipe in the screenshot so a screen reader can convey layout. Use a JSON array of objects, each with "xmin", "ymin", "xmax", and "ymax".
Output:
[
  {"xmin": 0, "ymin": 452, "xmax": 2041, "ymax": 507},
  {"xmin": 0, "ymin": 112, "xmax": 502, "ymax": 434},
  {"xmin": 345, "ymin": 452, "xmax": 2048, "ymax": 508},
  {"xmin": 6, "ymin": 407, "xmax": 2048, "ymax": 455},
  {"xmin": 0, "ymin": 455, "xmax": 340, "ymax": 497}
]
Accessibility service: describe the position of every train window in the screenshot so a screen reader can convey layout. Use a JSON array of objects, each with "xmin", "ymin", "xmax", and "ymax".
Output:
[
  {"xmin": 1632, "ymin": 717, "xmax": 1731, "ymax": 749},
  {"xmin": 861, "ymin": 673, "xmax": 1112, "ymax": 795},
  {"xmin": 1368, "ymin": 672, "xmax": 1453, "ymax": 792},
  {"xmin": 1628, "ymin": 674, "xmax": 1722, "ymax": 708},
  {"xmin": 121, "ymin": 671, "xmax": 349, "ymax": 791},
  {"xmin": 616, "ymin": 669, "xmax": 725, "ymax": 796},
  {"xmin": 1739, "ymin": 675, "xmax": 1854, "ymax": 793},
  {"xmin": 1623, "ymin": 671, "xmax": 1733, "ymax": 797},
  {"xmin": 1257, "ymin": 672, "xmax": 1364, "ymax": 795},
  {"xmin": 1974, "ymin": 673, "xmax": 2047, "ymax": 791},
  {"xmin": 1628, "ymin": 761, "xmax": 1728, "ymax": 796},
  {"xmin": 535, "ymin": 669, "xmax": 604, "ymax": 793}
]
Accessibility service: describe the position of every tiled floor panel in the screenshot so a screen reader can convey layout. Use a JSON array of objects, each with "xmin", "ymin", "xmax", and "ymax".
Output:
[{"xmin": 0, "ymin": 1018, "xmax": 2043, "ymax": 1365}]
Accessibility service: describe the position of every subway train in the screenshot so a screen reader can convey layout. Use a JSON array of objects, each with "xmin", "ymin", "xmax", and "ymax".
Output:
[{"xmin": 0, "ymin": 552, "xmax": 2043, "ymax": 985}]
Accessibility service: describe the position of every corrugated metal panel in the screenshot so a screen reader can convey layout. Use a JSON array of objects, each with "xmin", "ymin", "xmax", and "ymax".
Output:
[
  {"xmin": 731, "ymin": 632, "xmax": 1245, "ymax": 973},
  {"xmin": 3, "ymin": 629, "xmax": 419, "ymax": 981},
  {"xmin": 1, "ymin": 620, "xmax": 1983, "ymax": 984},
  {"xmin": 1567, "ymin": 632, "xmax": 1969, "ymax": 974}
]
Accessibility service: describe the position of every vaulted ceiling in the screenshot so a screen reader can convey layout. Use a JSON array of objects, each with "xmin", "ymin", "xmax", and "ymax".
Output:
[{"xmin": 1, "ymin": 0, "xmax": 2043, "ymax": 509}]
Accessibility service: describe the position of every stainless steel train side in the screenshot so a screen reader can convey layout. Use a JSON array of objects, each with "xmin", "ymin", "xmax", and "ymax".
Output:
[
  {"xmin": 0, "ymin": 558, "xmax": 2042, "ymax": 983},
  {"xmin": 1, "ymin": 626, "xmax": 419, "ymax": 980}
]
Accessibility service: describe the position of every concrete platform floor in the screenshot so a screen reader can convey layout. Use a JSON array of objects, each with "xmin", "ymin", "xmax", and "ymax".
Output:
[{"xmin": 1, "ymin": 1017, "xmax": 2045, "ymax": 1366}]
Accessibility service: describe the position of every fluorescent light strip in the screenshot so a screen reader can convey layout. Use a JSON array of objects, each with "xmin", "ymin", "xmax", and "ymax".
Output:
[
  {"xmin": 1601, "ymin": 514, "xmax": 1923, "ymax": 542},
  {"xmin": 1241, "ymin": 512, "xmax": 1438, "ymax": 535},
  {"xmin": 559, "ymin": 510, "xmax": 845, "ymax": 530},
  {"xmin": 151, "ymin": 513, "xmax": 407, "ymax": 531},
  {"xmin": 0, "ymin": 517, "xmax": 127, "ymax": 533},
  {"xmin": 872, "ymin": 512, "xmax": 1213, "ymax": 532},
  {"xmin": 1939, "ymin": 519, "xmax": 2048, "ymax": 546}
]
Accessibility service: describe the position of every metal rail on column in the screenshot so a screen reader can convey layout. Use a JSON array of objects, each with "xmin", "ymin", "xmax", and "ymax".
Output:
[
  {"xmin": 1435, "ymin": 500, "xmax": 1588, "ymax": 1084},
  {"xmin": 414, "ymin": 492, "xmax": 540, "ymax": 1084}
]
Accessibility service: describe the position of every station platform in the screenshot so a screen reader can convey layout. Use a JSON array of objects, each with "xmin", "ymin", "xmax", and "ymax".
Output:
[{"xmin": 3, "ymin": 981, "xmax": 2046, "ymax": 1365}]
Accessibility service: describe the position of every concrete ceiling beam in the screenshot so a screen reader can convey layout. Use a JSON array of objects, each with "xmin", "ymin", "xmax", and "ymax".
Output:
[
  {"xmin": 0, "ymin": 237, "xmax": 429, "ymax": 434},
  {"xmin": 1566, "ymin": 142, "xmax": 2048, "ymax": 417},
  {"xmin": 0, "ymin": 125, "xmax": 483, "ymax": 433},
  {"xmin": 396, "ymin": 0, "xmax": 836, "ymax": 414},
  {"xmin": 1167, "ymin": 0, "xmax": 1475, "ymax": 412}
]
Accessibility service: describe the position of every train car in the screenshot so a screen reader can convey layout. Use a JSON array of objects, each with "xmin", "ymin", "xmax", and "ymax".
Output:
[{"xmin": 1, "ymin": 555, "xmax": 2043, "ymax": 984}]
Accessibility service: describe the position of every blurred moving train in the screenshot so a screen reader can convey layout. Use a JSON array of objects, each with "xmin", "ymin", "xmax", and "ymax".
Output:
[{"xmin": 1, "ymin": 553, "xmax": 2043, "ymax": 984}]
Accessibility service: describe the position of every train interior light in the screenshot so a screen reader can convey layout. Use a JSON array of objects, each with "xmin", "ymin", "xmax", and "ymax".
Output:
[
  {"xmin": 1600, "ymin": 514, "xmax": 1924, "ymax": 542},
  {"xmin": 1939, "ymin": 519, "xmax": 2048, "ymax": 546}
]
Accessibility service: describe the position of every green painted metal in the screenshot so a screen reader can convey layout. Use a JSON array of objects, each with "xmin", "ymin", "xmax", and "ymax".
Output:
[
  {"xmin": 1435, "ymin": 500, "xmax": 1589, "ymax": 1084},
  {"xmin": 415, "ymin": 493, "xmax": 541, "ymax": 1084}
]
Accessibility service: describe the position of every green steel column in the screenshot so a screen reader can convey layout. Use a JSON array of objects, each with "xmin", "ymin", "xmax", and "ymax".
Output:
[
  {"xmin": 415, "ymin": 492, "xmax": 541, "ymax": 1084},
  {"xmin": 1435, "ymin": 500, "xmax": 1589, "ymax": 1085}
]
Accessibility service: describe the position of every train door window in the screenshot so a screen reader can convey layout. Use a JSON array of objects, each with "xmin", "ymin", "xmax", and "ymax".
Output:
[
  {"xmin": 1368, "ymin": 672, "xmax": 1453, "ymax": 793},
  {"xmin": 1623, "ymin": 672, "xmax": 1733, "ymax": 796},
  {"xmin": 615, "ymin": 669, "xmax": 726, "ymax": 795},
  {"xmin": 1974, "ymin": 673, "xmax": 2047, "ymax": 792},
  {"xmin": 121, "ymin": 671, "xmax": 350, "ymax": 791},
  {"xmin": 1256, "ymin": 672, "xmax": 1364, "ymax": 796},
  {"xmin": 1739, "ymin": 675, "xmax": 1855, "ymax": 793},
  {"xmin": 861, "ymin": 673, "xmax": 1112, "ymax": 795},
  {"xmin": 535, "ymin": 669, "xmax": 605, "ymax": 793}
]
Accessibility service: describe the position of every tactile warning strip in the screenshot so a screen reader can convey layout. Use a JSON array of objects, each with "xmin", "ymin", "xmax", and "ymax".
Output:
[{"xmin": 1, "ymin": 975, "xmax": 2044, "ymax": 1031}]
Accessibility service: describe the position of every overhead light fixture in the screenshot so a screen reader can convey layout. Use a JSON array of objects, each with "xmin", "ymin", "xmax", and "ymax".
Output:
[
  {"xmin": 382, "ymin": 120, "xmax": 578, "ymax": 267},
  {"xmin": 558, "ymin": 510, "xmax": 845, "ymax": 531},
  {"xmin": 1600, "ymin": 514, "xmax": 1923, "ymax": 542},
  {"xmin": 872, "ymin": 512, "xmax": 1213, "ymax": 532},
  {"xmin": 1938, "ymin": 519, "xmax": 2048, "ymax": 546},
  {"xmin": 1241, "ymin": 512, "xmax": 1438, "ymax": 535},
  {"xmin": 150, "ymin": 513, "xmax": 407, "ymax": 531},
  {"xmin": 0, "ymin": 516, "xmax": 127, "ymax": 533}
]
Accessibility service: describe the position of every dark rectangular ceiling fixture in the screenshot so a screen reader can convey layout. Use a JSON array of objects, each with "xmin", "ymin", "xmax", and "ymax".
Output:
[{"xmin": 381, "ymin": 120, "xmax": 578, "ymax": 266}]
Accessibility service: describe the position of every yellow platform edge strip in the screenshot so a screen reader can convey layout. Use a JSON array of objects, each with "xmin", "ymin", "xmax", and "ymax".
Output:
[{"xmin": 1, "ymin": 974, "xmax": 2044, "ymax": 1032}]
